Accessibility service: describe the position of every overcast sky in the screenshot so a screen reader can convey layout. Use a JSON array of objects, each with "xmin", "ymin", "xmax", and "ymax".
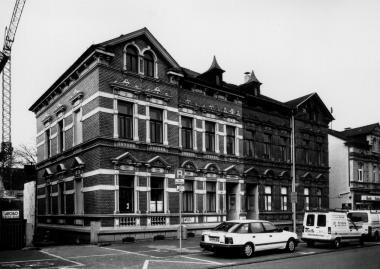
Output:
[{"xmin": 1, "ymin": 0, "xmax": 380, "ymax": 147}]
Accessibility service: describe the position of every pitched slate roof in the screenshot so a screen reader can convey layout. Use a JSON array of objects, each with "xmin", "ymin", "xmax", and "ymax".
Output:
[
  {"xmin": 285, "ymin": 93, "xmax": 315, "ymax": 108},
  {"xmin": 341, "ymin": 123, "xmax": 380, "ymax": 137}
]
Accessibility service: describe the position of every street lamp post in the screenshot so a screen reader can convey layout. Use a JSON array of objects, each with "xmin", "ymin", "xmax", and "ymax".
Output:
[{"xmin": 291, "ymin": 112, "xmax": 297, "ymax": 233}]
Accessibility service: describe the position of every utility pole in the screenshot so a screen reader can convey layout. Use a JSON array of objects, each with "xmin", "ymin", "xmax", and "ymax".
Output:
[{"xmin": 291, "ymin": 112, "xmax": 297, "ymax": 233}]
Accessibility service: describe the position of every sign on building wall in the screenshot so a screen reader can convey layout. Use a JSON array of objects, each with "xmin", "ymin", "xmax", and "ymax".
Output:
[{"xmin": 2, "ymin": 210, "xmax": 20, "ymax": 219}]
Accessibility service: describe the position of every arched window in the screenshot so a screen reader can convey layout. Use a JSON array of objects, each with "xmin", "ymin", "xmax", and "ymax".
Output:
[
  {"xmin": 126, "ymin": 46, "xmax": 138, "ymax": 73},
  {"xmin": 144, "ymin": 51, "xmax": 154, "ymax": 77}
]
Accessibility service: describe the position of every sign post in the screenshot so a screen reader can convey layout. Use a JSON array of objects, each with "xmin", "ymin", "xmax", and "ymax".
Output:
[{"xmin": 175, "ymin": 168, "xmax": 185, "ymax": 254}]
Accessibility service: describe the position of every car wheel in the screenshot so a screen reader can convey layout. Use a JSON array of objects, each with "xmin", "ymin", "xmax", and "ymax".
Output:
[
  {"xmin": 306, "ymin": 241, "xmax": 314, "ymax": 247},
  {"xmin": 243, "ymin": 243, "xmax": 254, "ymax": 258},
  {"xmin": 374, "ymin": 232, "xmax": 380, "ymax": 242},
  {"xmin": 286, "ymin": 239, "xmax": 296, "ymax": 253},
  {"xmin": 332, "ymin": 238, "xmax": 341, "ymax": 249}
]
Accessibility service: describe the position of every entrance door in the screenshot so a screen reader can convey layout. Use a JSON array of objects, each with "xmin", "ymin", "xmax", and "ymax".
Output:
[
  {"xmin": 246, "ymin": 184, "xmax": 258, "ymax": 219},
  {"xmin": 226, "ymin": 183, "xmax": 238, "ymax": 220}
]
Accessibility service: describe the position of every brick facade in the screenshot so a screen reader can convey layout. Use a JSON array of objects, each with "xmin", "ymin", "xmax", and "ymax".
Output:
[{"xmin": 30, "ymin": 28, "xmax": 333, "ymax": 240}]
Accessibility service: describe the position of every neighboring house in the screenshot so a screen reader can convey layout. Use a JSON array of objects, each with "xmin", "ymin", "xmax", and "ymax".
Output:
[
  {"xmin": 29, "ymin": 28, "xmax": 333, "ymax": 243},
  {"xmin": 328, "ymin": 123, "xmax": 380, "ymax": 210}
]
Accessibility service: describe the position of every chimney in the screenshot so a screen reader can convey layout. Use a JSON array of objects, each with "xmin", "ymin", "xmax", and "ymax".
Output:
[{"xmin": 244, "ymin": 72, "xmax": 250, "ymax": 83}]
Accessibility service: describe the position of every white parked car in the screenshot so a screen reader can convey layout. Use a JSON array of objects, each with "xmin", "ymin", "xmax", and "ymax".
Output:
[{"xmin": 200, "ymin": 220, "xmax": 299, "ymax": 258}]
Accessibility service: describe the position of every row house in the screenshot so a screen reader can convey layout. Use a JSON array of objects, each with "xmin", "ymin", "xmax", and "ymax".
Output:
[
  {"xmin": 29, "ymin": 28, "xmax": 333, "ymax": 243},
  {"xmin": 329, "ymin": 123, "xmax": 380, "ymax": 210}
]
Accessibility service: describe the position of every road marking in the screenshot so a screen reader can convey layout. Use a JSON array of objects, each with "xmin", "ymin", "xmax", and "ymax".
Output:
[
  {"xmin": 66, "ymin": 253, "xmax": 125, "ymax": 259},
  {"xmin": 40, "ymin": 250, "xmax": 84, "ymax": 267},
  {"xmin": 181, "ymin": 255, "xmax": 224, "ymax": 265},
  {"xmin": 100, "ymin": 246, "xmax": 160, "ymax": 258},
  {"xmin": 149, "ymin": 260, "xmax": 210, "ymax": 264},
  {"xmin": 142, "ymin": 260, "xmax": 150, "ymax": 269},
  {"xmin": 0, "ymin": 258, "xmax": 56, "ymax": 264},
  {"xmin": 298, "ymin": 251, "xmax": 316, "ymax": 255}
]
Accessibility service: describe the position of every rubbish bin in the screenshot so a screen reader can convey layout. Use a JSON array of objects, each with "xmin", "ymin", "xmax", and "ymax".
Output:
[{"xmin": 177, "ymin": 224, "xmax": 187, "ymax": 240}]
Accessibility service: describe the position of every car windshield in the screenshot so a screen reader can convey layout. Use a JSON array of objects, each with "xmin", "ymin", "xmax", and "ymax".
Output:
[
  {"xmin": 212, "ymin": 222, "xmax": 239, "ymax": 232},
  {"xmin": 348, "ymin": 212, "xmax": 368, "ymax": 222}
]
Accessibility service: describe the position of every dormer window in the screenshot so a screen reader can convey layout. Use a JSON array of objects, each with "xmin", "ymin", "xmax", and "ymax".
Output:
[
  {"xmin": 144, "ymin": 51, "xmax": 154, "ymax": 77},
  {"xmin": 126, "ymin": 46, "xmax": 138, "ymax": 73}
]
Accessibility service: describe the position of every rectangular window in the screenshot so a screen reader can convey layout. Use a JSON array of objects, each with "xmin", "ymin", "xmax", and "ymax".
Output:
[
  {"xmin": 317, "ymin": 214, "xmax": 326, "ymax": 227},
  {"xmin": 118, "ymin": 101, "xmax": 133, "ymax": 139},
  {"xmin": 304, "ymin": 187, "xmax": 310, "ymax": 211},
  {"xmin": 45, "ymin": 129, "xmax": 50, "ymax": 158},
  {"xmin": 281, "ymin": 187, "xmax": 288, "ymax": 211},
  {"xmin": 46, "ymin": 185, "xmax": 51, "ymax": 214},
  {"xmin": 59, "ymin": 182, "xmax": 65, "ymax": 214},
  {"xmin": 358, "ymin": 164, "xmax": 363, "ymax": 182},
  {"xmin": 119, "ymin": 175, "xmax": 134, "ymax": 213},
  {"xmin": 244, "ymin": 130, "xmax": 255, "ymax": 157},
  {"xmin": 206, "ymin": 182, "xmax": 216, "ymax": 212},
  {"xmin": 317, "ymin": 188, "xmax": 322, "ymax": 208},
  {"xmin": 74, "ymin": 178, "xmax": 83, "ymax": 214},
  {"xmin": 150, "ymin": 108, "xmax": 163, "ymax": 144},
  {"xmin": 73, "ymin": 109, "xmax": 82, "ymax": 145},
  {"xmin": 306, "ymin": 214, "xmax": 315, "ymax": 226},
  {"xmin": 183, "ymin": 180, "xmax": 193, "ymax": 212},
  {"xmin": 226, "ymin": 126, "xmax": 235, "ymax": 155},
  {"xmin": 58, "ymin": 120, "xmax": 64, "ymax": 153},
  {"xmin": 304, "ymin": 139, "xmax": 311, "ymax": 164},
  {"xmin": 316, "ymin": 143, "xmax": 322, "ymax": 165},
  {"xmin": 263, "ymin": 134, "xmax": 271, "ymax": 158},
  {"xmin": 264, "ymin": 186, "xmax": 272, "ymax": 211},
  {"xmin": 181, "ymin": 117, "xmax": 193, "ymax": 149},
  {"xmin": 280, "ymin": 137, "xmax": 288, "ymax": 161},
  {"xmin": 205, "ymin": 121, "xmax": 215, "ymax": 152},
  {"xmin": 150, "ymin": 178, "xmax": 164, "ymax": 212}
]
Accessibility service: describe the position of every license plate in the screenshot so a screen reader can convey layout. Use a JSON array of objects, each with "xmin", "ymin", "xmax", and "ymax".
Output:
[{"xmin": 209, "ymin": 236, "xmax": 219, "ymax": 242}]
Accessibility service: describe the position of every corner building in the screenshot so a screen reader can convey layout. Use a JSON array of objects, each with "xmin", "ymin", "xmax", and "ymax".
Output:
[{"xmin": 30, "ymin": 28, "xmax": 333, "ymax": 242}]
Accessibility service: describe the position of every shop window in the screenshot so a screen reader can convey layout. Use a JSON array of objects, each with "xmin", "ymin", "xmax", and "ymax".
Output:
[
  {"xmin": 183, "ymin": 180, "xmax": 194, "ymax": 212},
  {"xmin": 59, "ymin": 182, "xmax": 65, "ymax": 214},
  {"xmin": 150, "ymin": 177, "xmax": 164, "ymax": 212},
  {"xmin": 281, "ymin": 187, "xmax": 288, "ymax": 211},
  {"xmin": 118, "ymin": 101, "xmax": 133, "ymax": 139},
  {"xmin": 264, "ymin": 186, "xmax": 272, "ymax": 211},
  {"xmin": 304, "ymin": 187, "xmax": 310, "ymax": 210},
  {"xmin": 119, "ymin": 175, "xmax": 134, "ymax": 213},
  {"xmin": 206, "ymin": 182, "xmax": 216, "ymax": 212}
]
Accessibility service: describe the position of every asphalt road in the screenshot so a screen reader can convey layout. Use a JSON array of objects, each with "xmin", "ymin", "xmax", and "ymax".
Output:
[{"xmin": 0, "ymin": 238, "xmax": 379, "ymax": 269}]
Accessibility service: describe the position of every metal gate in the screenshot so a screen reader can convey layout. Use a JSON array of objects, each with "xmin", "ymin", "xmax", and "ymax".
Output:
[{"xmin": 0, "ymin": 218, "xmax": 25, "ymax": 250}]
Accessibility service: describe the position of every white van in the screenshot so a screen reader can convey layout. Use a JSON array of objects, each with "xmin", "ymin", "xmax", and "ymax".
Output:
[
  {"xmin": 302, "ymin": 211, "xmax": 365, "ymax": 248},
  {"xmin": 348, "ymin": 210, "xmax": 380, "ymax": 241}
]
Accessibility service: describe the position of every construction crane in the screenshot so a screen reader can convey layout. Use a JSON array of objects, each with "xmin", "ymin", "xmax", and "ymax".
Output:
[{"xmin": 0, "ymin": 0, "xmax": 26, "ymax": 193}]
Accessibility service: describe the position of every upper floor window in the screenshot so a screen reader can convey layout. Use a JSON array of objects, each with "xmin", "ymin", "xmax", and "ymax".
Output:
[
  {"xmin": 181, "ymin": 117, "xmax": 193, "ymax": 149},
  {"xmin": 205, "ymin": 121, "xmax": 215, "ymax": 152},
  {"xmin": 144, "ymin": 51, "xmax": 154, "ymax": 77},
  {"xmin": 263, "ymin": 134, "xmax": 272, "ymax": 159},
  {"xmin": 126, "ymin": 46, "xmax": 138, "ymax": 73},
  {"xmin": 303, "ymin": 139, "xmax": 311, "ymax": 164},
  {"xmin": 226, "ymin": 126, "xmax": 235, "ymax": 155},
  {"xmin": 317, "ymin": 188, "xmax": 322, "ymax": 208},
  {"xmin": 45, "ymin": 128, "xmax": 50, "ymax": 158},
  {"xmin": 358, "ymin": 163, "xmax": 364, "ymax": 182},
  {"xmin": 57, "ymin": 120, "xmax": 64, "ymax": 153},
  {"xmin": 244, "ymin": 130, "xmax": 255, "ymax": 157},
  {"xmin": 280, "ymin": 136, "xmax": 288, "ymax": 161},
  {"xmin": 118, "ymin": 101, "xmax": 133, "ymax": 139},
  {"xmin": 73, "ymin": 109, "xmax": 82, "ymax": 146},
  {"xmin": 150, "ymin": 108, "xmax": 163, "ymax": 144}
]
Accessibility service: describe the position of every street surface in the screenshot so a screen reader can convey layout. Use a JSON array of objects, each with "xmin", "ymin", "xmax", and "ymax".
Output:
[{"xmin": 0, "ymin": 237, "xmax": 379, "ymax": 269}]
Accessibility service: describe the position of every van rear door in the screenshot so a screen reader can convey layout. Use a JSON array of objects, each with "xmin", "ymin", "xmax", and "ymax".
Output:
[
  {"xmin": 315, "ymin": 214, "xmax": 328, "ymax": 235},
  {"xmin": 303, "ymin": 213, "xmax": 316, "ymax": 235}
]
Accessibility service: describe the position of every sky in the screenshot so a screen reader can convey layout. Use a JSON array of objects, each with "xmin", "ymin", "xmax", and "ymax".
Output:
[{"xmin": 1, "ymin": 0, "xmax": 380, "ymax": 147}]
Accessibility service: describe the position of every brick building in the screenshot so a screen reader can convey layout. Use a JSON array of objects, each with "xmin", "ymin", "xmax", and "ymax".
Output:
[
  {"xmin": 329, "ymin": 123, "xmax": 380, "ymax": 210},
  {"xmin": 29, "ymin": 28, "xmax": 333, "ymax": 242}
]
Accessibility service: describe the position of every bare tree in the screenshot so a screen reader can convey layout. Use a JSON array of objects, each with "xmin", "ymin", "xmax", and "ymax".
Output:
[{"xmin": 12, "ymin": 144, "xmax": 37, "ymax": 167}]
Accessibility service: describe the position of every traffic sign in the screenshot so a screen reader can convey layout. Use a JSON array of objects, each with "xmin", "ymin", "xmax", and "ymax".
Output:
[
  {"xmin": 176, "ymin": 185, "xmax": 185, "ymax": 192},
  {"xmin": 175, "ymin": 168, "xmax": 185, "ymax": 179},
  {"xmin": 175, "ymin": 178, "xmax": 185, "ymax": 185}
]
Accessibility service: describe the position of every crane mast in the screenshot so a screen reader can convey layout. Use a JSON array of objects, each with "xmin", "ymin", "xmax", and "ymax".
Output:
[{"xmin": 0, "ymin": 0, "xmax": 26, "ymax": 164}]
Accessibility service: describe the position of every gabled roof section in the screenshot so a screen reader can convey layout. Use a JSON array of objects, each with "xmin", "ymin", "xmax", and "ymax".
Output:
[
  {"xmin": 327, "ymin": 129, "xmax": 348, "ymax": 141},
  {"xmin": 341, "ymin": 123, "xmax": 380, "ymax": 137},
  {"xmin": 286, "ymin": 92, "xmax": 334, "ymax": 121},
  {"xmin": 146, "ymin": 156, "xmax": 171, "ymax": 169},
  {"xmin": 99, "ymin": 27, "xmax": 180, "ymax": 69},
  {"xmin": 112, "ymin": 152, "xmax": 140, "ymax": 165}
]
